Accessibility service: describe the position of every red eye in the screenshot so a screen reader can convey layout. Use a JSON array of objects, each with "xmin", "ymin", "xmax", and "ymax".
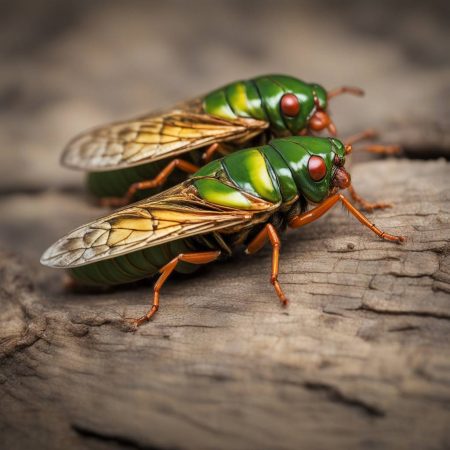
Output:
[
  {"xmin": 280, "ymin": 93, "xmax": 300, "ymax": 117},
  {"xmin": 308, "ymin": 156, "xmax": 327, "ymax": 181}
]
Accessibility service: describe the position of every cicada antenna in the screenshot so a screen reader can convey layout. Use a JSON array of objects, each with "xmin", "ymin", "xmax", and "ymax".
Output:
[{"xmin": 328, "ymin": 86, "xmax": 365, "ymax": 99}]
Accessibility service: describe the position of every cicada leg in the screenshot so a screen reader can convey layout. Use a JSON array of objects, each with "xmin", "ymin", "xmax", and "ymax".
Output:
[
  {"xmin": 129, "ymin": 250, "xmax": 221, "ymax": 327},
  {"xmin": 100, "ymin": 159, "xmax": 199, "ymax": 207},
  {"xmin": 289, "ymin": 193, "xmax": 406, "ymax": 243},
  {"xmin": 345, "ymin": 128, "xmax": 401, "ymax": 155},
  {"xmin": 245, "ymin": 223, "xmax": 288, "ymax": 306},
  {"xmin": 344, "ymin": 129, "xmax": 399, "ymax": 212},
  {"xmin": 202, "ymin": 142, "xmax": 232, "ymax": 163},
  {"xmin": 327, "ymin": 86, "xmax": 365, "ymax": 99},
  {"xmin": 345, "ymin": 128, "xmax": 377, "ymax": 146},
  {"xmin": 347, "ymin": 185, "xmax": 392, "ymax": 213},
  {"xmin": 362, "ymin": 144, "xmax": 401, "ymax": 155}
]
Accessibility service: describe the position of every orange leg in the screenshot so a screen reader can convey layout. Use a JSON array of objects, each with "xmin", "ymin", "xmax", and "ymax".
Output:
[
  {"xmin": 344, "ymin": 128, "xmax": 401, "ymax": 155},
  {"xmin": 328, "ymin": 86, "xmax": 365, "ymax": 99},
  {"xmin": 362, "ymin": 144, "xmax": 401, "ymax": 155},
  {"xmin": 344, "ymin": 129, "xmax": 398, "ymax": 211},
  {"xmin": 289, "ymin": 194, "xmax": 406, "ymax": 243},
  {"xmin": 245, "ymin": 224, "xmax": 288, "ymax": 306},
  {"xmin": 130, "ymin": 251, "xmax": 221, "ymax": 327},
  {"xmin": 202, "ymin": 142, "xmax": 231, "ymax": 163},
  {"xmin": 347, "ymin": 185, "xmax": 392, "ymax": 213},
  {"xmin": 345, "ymin": 128, "xmax": 378, "ymax": 146},
  {"xmin": 100, "ymin": 159, "xmax": 199, "ymax": 207}
]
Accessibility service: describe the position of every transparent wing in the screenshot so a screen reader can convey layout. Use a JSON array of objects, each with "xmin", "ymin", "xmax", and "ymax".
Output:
[
  {"xmin": 61, "ymin": 109, "xmax": 267, "ymax": 171},
  {"xmin": 41, "ymin": 182, "xmax": 277, "ymax": 268}
]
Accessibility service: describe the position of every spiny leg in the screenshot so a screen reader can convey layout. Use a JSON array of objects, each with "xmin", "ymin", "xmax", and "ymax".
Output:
[
  {"xmin": 245, "ymin": 223, "xmax": 288, "ymax": 306},
  {"xmin": 100, "ymin": 159, "xmax": 199, "ymax": 207},
  {"xmin": 130, "ymin": 251, "xmax": 221, "ymax": 327},
  {"xmin": 289, "ymin": 193, "xmax": 406, "ymax": 243}
]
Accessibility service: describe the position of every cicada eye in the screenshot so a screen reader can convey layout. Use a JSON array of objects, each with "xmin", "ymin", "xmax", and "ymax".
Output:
[
  {"xmin": 280, "ymin": 93, "xmax": 300, "ymax": 117},
  {"xmin": 308, "ymin": 155, "xmax": 327, "ymax": 181}
]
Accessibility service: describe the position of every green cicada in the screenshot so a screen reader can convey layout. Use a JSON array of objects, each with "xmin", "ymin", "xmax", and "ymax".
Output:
[
  {"xmin": 61, "ymin": 74, "xmax": 365, "ymax": 207},
  {"xmin": 42, "ymin": 136, "xmax": 405, "ymax": 327}
]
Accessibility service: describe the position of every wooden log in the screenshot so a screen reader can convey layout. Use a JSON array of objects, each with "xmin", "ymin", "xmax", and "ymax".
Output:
[{"xmin": 1, "ymin": 158, "xmax": 449, "ymax": 450}]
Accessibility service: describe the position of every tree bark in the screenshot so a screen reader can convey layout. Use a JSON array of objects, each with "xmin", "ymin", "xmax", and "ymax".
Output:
[{"xmin": 1, "ymin": 157, "xmax": 449, "ymax": 450}]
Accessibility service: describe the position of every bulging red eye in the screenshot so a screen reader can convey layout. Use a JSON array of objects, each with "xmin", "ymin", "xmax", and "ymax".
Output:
[
  {"xmin": 308, "ymin": 156, "xmax": 327, "ymax": 181},
  {"xmin": 280, "ymin": 93, "xmax": 300, "ymax": 117}
]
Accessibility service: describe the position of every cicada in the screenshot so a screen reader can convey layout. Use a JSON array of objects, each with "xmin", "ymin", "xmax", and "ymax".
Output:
[
  {"xmin": 61, "ymin": 74, "xmax": 365, "ymax": 206},
  {"xmin": 42, "ymin": 136, "xmax": 406, "ymax": 327}
]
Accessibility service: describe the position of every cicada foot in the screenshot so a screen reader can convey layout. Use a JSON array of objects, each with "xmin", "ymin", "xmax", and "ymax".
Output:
[
  {"xmin": 272, "ymin": 275, "xmax": 289, "ymax": 307},
  {"xmin": 357, "ymin": 200, "xmax": 393, "ymax": 213},
  {"xmin": 289, "ymin": 193, "xmax": 406, "ymax": 244},
  {"xmin": 245, "ymin": 223, "xmax": 289, "ymax": 307},
  {"xmin": 124, "ymin": 305, "xmax": 159, "ymax": 330},
  {"xmin": 348, "ymin": 185, "xmax": 393, "ymax": 213},
  {"xmin": 124, "ymin": 251, "xmax": 221, "ymax": 328}
]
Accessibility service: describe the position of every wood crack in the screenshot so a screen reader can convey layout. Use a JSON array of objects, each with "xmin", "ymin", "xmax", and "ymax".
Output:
[
  {"xmin": 303, "ymin": 382, "xmax": 385, "ymax": 418},
  {"xmin": 355, "ymin": 305, "xmax": 450, "ymax": 321},
  {"xmin": 72, "ymin": 424, "xmax": 177, "ymax": 450}
]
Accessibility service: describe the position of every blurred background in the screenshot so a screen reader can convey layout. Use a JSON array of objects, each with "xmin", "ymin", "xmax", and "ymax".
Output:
[{"xmin": 0, "ymin": 0, "xmax": 449, "ymax": 258}]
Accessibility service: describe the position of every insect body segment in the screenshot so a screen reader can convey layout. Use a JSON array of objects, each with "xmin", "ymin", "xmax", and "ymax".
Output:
[{"xmin": 203, "ymin": 75, "xmax": 328, "ymax": 135}]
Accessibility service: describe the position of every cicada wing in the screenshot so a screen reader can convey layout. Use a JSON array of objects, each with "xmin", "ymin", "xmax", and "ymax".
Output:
[
  {"xmin": 61, "ymin": 106, "xmax": 268, "ymax": 171},
  {"xmin": 41, "ymin": 182, "xmax": 277, "ymax": 269}
]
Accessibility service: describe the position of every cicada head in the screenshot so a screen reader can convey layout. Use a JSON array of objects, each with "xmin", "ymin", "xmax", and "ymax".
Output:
[
  {"xmin": 255, "ymin": 75, "xmax": 333, "ymax": 137},
  {"xmin": 270, "ymin": 136, "xmax": 350, "ymax": 204}
]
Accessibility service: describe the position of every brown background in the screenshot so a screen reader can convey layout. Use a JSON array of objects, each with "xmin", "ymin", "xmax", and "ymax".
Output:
[{"xmin": 0, "ymin": 1, "xmax": 449, "ymax": 449}]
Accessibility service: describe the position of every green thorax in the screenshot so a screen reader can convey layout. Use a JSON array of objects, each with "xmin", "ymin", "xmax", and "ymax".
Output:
[
  {"xmin": 193, "ymin": 136, "xmax": 345, "ymax": 208},
  {"xmin": 203, "ymin": 74, "xmax": 327, "ymax": 135}
]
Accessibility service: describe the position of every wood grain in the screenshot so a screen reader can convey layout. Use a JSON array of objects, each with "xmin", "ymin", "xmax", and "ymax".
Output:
[{"xmin": 1, "ymin": 158, "xmax": 449, "ymax": 450}]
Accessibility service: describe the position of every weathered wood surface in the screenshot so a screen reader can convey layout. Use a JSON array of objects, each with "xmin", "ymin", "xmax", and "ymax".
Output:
[
  {"xmin": 1, "ymin": 157, "xmax": 449, "ymax": 450},
  {"xmin": 1, "ymin": 1, "xmax": 449, "ymax": 450}
]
